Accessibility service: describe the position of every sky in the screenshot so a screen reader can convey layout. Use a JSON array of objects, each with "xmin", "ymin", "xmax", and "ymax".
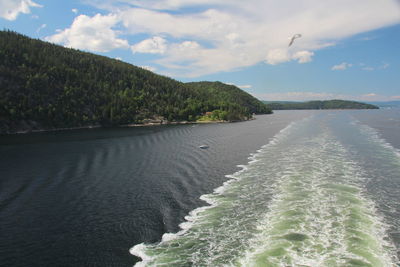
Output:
[{"xmin": 1, "ymin": 0, "xmax": 400, "ymax": 101}]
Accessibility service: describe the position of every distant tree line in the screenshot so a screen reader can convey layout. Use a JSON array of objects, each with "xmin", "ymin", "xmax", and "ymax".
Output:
[
  {"xmin": 263, "ymin": 100, "xmax": 379, "ymax": 110},
  {"xmin": 0, "ymin": 30, "xmax": 271, "ymax": 133}
]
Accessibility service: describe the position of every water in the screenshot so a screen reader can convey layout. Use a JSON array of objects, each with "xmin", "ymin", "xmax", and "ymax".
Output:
[
  {"xmin": 1, "ymin": 110, "xmax": 399, "ymax": 266},
  {"xmin": 0, "ymin": 111, "xmax": 309, "ymax": 266},
  {"xmin": 132, "ymin": 110, "xmax": 400, "ymax": 266}
]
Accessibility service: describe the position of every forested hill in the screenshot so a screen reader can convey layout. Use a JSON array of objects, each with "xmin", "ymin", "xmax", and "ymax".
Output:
[
  {"xmin": 186, "ymin": 81, "xmax": 270, "ymax": 117},
  {"xmin": 263, "ymin": 100, "xmax": 379, "ymax": 110},
  {"xmin": 0, "ymin": 30, "xmax": 271, "ymax": 134}
]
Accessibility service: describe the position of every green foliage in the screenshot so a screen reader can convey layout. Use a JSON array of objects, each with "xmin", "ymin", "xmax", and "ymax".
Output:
[
  {"xmin": 0, "ymin": 30, "xmax": 271, "ymax": 133},
  {"xmin": 197, "ymin": 110, "xmax": 229, "ymax": 121},
  {"xmin": 187, "ymin": 81, "xmax": 272, "ymax": 117},
  {"xmin": 263, "ymin": 100, "xmax": 379, "ymax": 110}
]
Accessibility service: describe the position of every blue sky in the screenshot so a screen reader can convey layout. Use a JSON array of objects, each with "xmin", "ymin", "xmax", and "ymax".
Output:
[{"xmin": 1, "ymin": 0, "xmax": 400, "ymax": 101}]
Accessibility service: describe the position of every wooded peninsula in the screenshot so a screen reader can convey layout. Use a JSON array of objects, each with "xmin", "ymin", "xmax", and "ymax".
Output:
[
  {"xmin": 0, "ymin": 31, "xmax": 271, "ymax": 134},
  {"xmin": 263, "ymin": 100, "xmax": 379, "ymax": 110}
]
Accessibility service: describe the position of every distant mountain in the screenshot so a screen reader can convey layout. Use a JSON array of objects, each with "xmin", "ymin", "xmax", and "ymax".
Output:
[
  {"xmin": 263, "ymin": 100, "xmax": 379, "ymax": 110},
  {"xmin": 367, "ymin": 101, "xmax": 400, "ymax": 108},
  {"xmin": 0, "ymin": 30, "xmax": 271, "ymax": 134}
]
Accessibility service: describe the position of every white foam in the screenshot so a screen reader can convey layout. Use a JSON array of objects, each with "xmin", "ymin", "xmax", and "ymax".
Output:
[
  {"xmin": 353, "ymin": 119, "xmax": 400, "ymax": 159},
  {"xmin": 161, "ymin": 233, "xmax": 178, "ymax": 242},
  {"xmin": 130, "ymin": 243, "xmax": 153, "ymax": 267},
  {"xmin": 237, "ymin": 121, "xmax": 399, "ymax": 266},
  {"xmin": 129, "ymin": 117, "xmax": 311, "ymax": 266}
]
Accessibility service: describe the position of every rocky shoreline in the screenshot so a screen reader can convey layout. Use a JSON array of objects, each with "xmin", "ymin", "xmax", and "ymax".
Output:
[
  {"xmin": 0, "ymin": 113, "xmax": 260, "ymax": 135},
  {"xmin": 1, "ymin": 119, "xmax": 237, "ymax": 135}
]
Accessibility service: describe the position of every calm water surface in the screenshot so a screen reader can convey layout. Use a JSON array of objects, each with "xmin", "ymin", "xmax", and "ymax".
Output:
[{"xmin": 0, "ymin": 110, "xmax": 399, "ymax": 266}]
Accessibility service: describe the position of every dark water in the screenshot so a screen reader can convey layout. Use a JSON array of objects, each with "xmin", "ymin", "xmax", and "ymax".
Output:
[
  {"xmin": 0, "ymin": 111, "xmax": 309, "ymax": 266},
  {"xmin": 1, "ymin": 110, "xmax": 399, "ymax": 266}
]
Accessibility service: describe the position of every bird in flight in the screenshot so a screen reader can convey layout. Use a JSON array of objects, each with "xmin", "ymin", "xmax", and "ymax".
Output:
[{"xmin": 289, "ymin": 34, "xmax": 302, "ymax": 47}]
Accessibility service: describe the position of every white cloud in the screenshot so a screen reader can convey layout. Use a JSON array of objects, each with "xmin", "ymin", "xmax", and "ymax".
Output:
[
  {"xmin": 156, "ymin": 39, "xmax": 260, "ymax": 77},
  {"xmin": 227, "ymin": 83, "xmax": 252, "ymax": 89},
  {"xmin": 60, "ymin": 0, "xmax": 400, "ymax": 77},
  {"xmin": 237, "ymin": 84, "xmax": 252, "ymax": 89},
  {"xmin": 140, "ymin": 65, "xmax": 157, "ymax": 72},
  {"xmin": 293, "ymin": 51, "xmax": 314, "ymax": 64},
  {"xmin": 131, "ymin": 36, "xmax": 167, "ymax": 54},
  {"xmin": 266, "ymin": 49, "xmax": 313, "ymax": 65},
  {"xmin": 265, "ymin": 49, "xmax": 290, "ymax": 65},
  {"xmin": 363, "ymin": 93, "xmax": 377, "ymax": 97},
  {"xmin": 117, "ymin": 0, "xmax": 400, "ymax": 77},
  {"xmin": 36, "ymin": 23, "xmax": 46, "ymax": 33},
  {"xmin": 362, "ymin": 66, "xmax": 374, "ymax": 71},
  {"xmin": 72, "ymin": 8, "xmax": 78, "ymax": 14},
  {"xmin": 115, "ymin": 0, "xmax": 227, "ymax": 10},
  {"xmin": 360, "ymin": 62, "xmax": 389, "ymax": 71},
  {"xmin": 0, "ymin": 0, "xmax": 42, "ymax": 20},
  {"xmin": 379, "ymin": 63, "xmax": 390, "ymax": 69},
  {"xmin": 331, "ymin": 62, "xmax": 352, "ymax": 71},
  {"xmin": 45, "ymin": 14, "xmax": 129, "ymax": 52}
]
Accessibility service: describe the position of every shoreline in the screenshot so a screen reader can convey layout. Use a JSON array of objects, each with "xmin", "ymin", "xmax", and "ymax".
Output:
[
  {"xmin": 4, "ymin": 119, "xmax": 236, "ymax": 135},
  {"xmin": 121, "ymin": 119, "xmax": 227, "ymax": 128}
]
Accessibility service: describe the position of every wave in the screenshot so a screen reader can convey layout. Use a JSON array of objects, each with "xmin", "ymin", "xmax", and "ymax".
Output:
[
  {"xmin": 130, "ymin": 114, "xmax": 398, "ymax": 266},
  {"xmin": 130, "ymin": 119, "xmax": 301, "ymax": 266},
  {"xmin": 353, "ymin": 120, "xmax": 400, "ymax": 159}
]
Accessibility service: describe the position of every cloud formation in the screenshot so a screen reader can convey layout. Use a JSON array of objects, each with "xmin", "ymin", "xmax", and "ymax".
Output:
[
  {"xmin": 36, "ymin": 23, "xmax": 46, "ymax": 33},
  {"xmin": 49, "ymin": 0, "xmax": 400, "ymax": 77},
  {"xmin": 140, "ymin": 65, "xmax": 157, "ymax": 72},
  {"xmin": 293, "ymin": 51, "xmax": 314, "ymax": 64},
  {"xmin": 359, "ymin": 62, "xmax": 390, "ymax": 71},
  {"xmin": 131, "ymin": 36, "xmax": 167, "ymax": 54},
  {"xmin": 331, "ymin": 62, "xmax": 353, "ymax": 71},
  {"xmin": 0, "ymin": 0, "xmax": 41, "ymax": 21},
  {"xmin": 362, "ymin": 66, "xmax": 374, "ymax": 71},
  {"xmin": 118, "ymin": 0, "xmax": 400, "ymax": 76},
  {"xmin": 363, "ymin": 93, "xmax": 377, "ymax": 97},
  {"xmin": 46, "ymin": 14, "xmax": 129, "ymax": 52},
  {"xmin": 227, "ymin": 83, "xmax": 252, "ymax": 89},
  {"xmin": 237, "ymin": 85, "xmax": 252, "ymax": 89},
  {"xmin": 379, "ymin": 63, "xmax": 390, "ymax": 69}
]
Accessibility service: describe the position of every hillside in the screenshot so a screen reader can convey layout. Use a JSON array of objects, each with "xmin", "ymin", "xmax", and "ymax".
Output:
[
  {"xmin": 187, "ymin": 81, "xmax": 271, "ymax": 121},
  {"xmin": 263, "ymin": 100, "xmax": 379, "ymax": 110},
  {"xmin": 0, "ymin": 30, "xmax": 271, "ymax": 134}
]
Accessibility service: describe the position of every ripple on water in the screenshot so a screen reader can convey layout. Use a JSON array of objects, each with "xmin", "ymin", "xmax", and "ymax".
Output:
[{"xmin": 132, "ymin": 115, "xmax": 398, "ymax": 266}]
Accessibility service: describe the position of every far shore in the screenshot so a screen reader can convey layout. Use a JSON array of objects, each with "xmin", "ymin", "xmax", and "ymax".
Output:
[
  {"xmin": 6, "ymin": 119, "xmax": 236, "ymax": 135},
  {"xmin": 122, "ymin": 119, "xmax": 227, "ymax": 128}
]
